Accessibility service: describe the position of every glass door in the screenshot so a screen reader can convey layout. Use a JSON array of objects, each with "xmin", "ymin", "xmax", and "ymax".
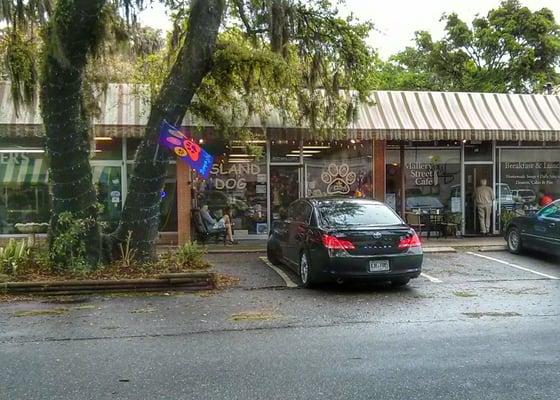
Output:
[
  {"xmin": 91, "ymin": 162, "xmax": 123, "ymax": 231},
  {"xmin": 464, "ymin": 164, "xmax": 494, "ymax": 235},
  {"xmin": 269, "ymin": 165, "xmax": 301, "ymax": 224}
]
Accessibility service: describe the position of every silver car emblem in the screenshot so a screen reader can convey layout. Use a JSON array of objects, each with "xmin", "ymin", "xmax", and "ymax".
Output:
[{"xmin": 372, "ymin": 232, "xmax": 382, "ymax": 239}]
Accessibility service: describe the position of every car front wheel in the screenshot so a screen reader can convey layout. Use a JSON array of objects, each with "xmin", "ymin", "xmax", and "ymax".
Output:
[{"xmin": 506, "ymin": 227, "xmax": 522, "ymax": 254}]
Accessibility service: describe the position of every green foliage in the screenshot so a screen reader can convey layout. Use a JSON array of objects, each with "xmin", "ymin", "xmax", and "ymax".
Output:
[
  {"xmin": 500, "ymin": 210, "xmax": 517, "ymax": 231},
  {"xmin": 2, "ymin": 28, "xmax": 40, "ymax": 115},
  {"xmin": 134, "ymin": 1, "xmax": 377, "ymax": 139},
  {"xmin": 0, "ymin": 239, "xmax": 31, "ymax": 276},
  {"xmin": 49, "ymin": 212, "xmax": 98, "ymax": 271},
  {"xmin": 159, "ymin": 242, "xmax": 209, "ymax": 271},
  {"xmin": 380, "ymin": 0, "xmax": 560, "ymax": 93},
  {"xmin": 118, "ymin": 231, "xmax": 137, "ymax": 268}
]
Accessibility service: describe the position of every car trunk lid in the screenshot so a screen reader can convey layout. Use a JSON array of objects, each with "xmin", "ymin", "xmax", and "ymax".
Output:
[{"xmin": 327, "ymin": 225, "xmax": 417, "ymax": 255}]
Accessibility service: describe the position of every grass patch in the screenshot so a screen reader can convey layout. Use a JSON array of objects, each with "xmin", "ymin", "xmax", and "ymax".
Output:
[
  {"xmin": 130, "ymin": 307, "xmax": 157, "ymax": 314},
  {"xmin": 13, "ymin": 308, "xmax": 70, "ymax": 317},
  {"xmin": 453, "ymin": 290, "xmax": 478, "ymax": 298},
  {"xmin": 230, "ymin": 310, "xmax": 282, "ymax": 322}
]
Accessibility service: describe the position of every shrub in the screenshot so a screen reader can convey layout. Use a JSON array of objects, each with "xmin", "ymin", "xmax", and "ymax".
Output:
[
  {"xmin": 0, "ymin": 239, "xmax": 31, "ymax": 276},
  {"xmin": 161, "ymin": 242, "xmax": 209, "ymax": 271},
  {"xmin": 117, "ymin": 231, "xmax": 137, "ymax": 269},
  {"xmin": 49, "ymin": 211, "xmax": 97, "ymax": 271}
]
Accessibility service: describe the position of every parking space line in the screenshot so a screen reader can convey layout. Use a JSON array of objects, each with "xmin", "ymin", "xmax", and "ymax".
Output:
[
  {"xmin": 259, "ymin": 257, "xmax": 299, "ymax": 288},
  {"xmin": 420, "ymin": 272, "xmax": 443, "ymax": 283},
  {"xmin": 467, "ymin": 252, "xmax": 560, "ymax": 280}
]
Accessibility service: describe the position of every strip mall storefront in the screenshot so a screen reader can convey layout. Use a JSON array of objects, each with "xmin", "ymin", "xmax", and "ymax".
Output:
[{"xmin": 1, "ymin": 83, "xmax": 559, "ymax": 241}]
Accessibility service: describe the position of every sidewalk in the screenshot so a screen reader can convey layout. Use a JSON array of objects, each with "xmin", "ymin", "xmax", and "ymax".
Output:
[{"xmin": 196, "ymin": 236, "xmax": 507, "ymax": 254}]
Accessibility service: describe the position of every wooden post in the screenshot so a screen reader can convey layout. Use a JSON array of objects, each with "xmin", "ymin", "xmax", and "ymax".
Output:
[
  {"xmin": 373, "ymin": 140, "xmax": 386, "ymax": 202},
  {"xmin": 176, "ymin": 162, "xmax": 192, "ymax": 245}
]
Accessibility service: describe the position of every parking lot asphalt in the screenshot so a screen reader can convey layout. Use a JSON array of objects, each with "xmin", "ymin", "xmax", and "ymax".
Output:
[{"xmin": 1, "ymin": 250, "xmax": 559, "ymax": 399}]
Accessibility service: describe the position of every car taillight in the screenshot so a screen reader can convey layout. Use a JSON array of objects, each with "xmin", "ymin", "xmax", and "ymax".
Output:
[
  {"xmin": 398, "ymin": 232, "xmax": 422, "ymax": 249},
  {"xmin": 322, "ymin": 234, "xmax": 355, "ymax": 250}
]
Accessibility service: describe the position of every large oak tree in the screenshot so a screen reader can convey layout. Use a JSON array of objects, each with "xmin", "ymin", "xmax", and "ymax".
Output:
[{"xmin": 377, "ymin": 0, "xmax": 560, "ymax": 93}]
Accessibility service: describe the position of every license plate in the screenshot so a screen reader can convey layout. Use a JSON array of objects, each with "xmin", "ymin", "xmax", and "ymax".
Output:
[{"xmin": 369, "ymin": 260, "xmax": 390, "ymax": 272}]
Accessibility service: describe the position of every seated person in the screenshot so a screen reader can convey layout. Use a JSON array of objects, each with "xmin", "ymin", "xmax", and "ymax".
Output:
[
  {"xmin": 220, "ymin": 206, "xmax": 236, "ymax": 245},
  {"xmin": 200, "ymin": 205, "xmax": 223, "ymax": 232}
]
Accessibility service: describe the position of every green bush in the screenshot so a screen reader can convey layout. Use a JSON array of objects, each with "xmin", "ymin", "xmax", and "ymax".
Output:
[
  {"xmin": 160, "ymin": 242, "xmax": 209, "ymax": 271},
  {"xmin": 0, "ymin": 239, "xmax": 31, "ymax": 276},
  {"xmin": 49, "ymin": 212, "xmax": 96, "ymax": 271},
  {"xmin": 500, "ymin": 210, "xmax": 517, "ymax": 232},
  {"xmin": 174, "ymin": 242, "xmax": 208, "ymax": 269}
]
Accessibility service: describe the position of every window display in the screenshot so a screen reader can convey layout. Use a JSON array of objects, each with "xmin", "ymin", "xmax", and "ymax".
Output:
[
  {"xmin": 304, "ymin": 141, "xmax": 373, "ymax": 198},
  {"xmin": 0, "ymin": 150, "xmax": 50, "ymax": 234},
  {"xmin": 194, "ymin": 143, "xmax": 268, "ymax": 236},
  {"xmin": 386, "ymin": 147, "xmax": 461, "ymax": 214},
  {"xmin": 498, "ymin": 148, "xmax": 560, "ymax": 218}
]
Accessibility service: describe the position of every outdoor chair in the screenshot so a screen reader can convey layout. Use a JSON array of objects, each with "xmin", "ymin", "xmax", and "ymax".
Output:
[
  {"xmin": 405, "ymin": 212, "xmax": 425, "ymax": 237},
  {"xmin": 191, "ymin": 208, "xmax": 227, "ymax": 244}
]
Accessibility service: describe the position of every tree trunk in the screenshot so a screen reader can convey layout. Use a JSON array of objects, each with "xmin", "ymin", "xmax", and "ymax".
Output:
[
  {"xmin": 40, "ymin": 0, "xmax": 106, "ymax": 268},
  {"xmin": 113, "ymin": 0, "xmax": 226, "ymax": 261}
]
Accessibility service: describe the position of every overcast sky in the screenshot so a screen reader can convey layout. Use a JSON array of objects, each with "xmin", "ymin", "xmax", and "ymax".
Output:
[{"xmin": 138, "ymin": 0, "xmax": 560, "ymax": 59}]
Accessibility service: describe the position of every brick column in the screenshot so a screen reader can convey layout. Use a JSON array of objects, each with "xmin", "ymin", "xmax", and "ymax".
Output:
[
  {"xmin": 176, "ymin": 162, "xmax": 192, "ymax": 245},
  {"xmin": 373, "ymin": 140, "xmax": 386, "ymax": 202}
]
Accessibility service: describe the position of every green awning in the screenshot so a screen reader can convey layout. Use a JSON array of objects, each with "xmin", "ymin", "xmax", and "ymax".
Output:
[{"xmin": 0, "ymin": 157, "xmax": 48, "ymax": 185}]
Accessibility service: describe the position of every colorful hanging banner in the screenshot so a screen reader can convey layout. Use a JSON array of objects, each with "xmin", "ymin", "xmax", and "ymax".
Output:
[{"xmin": 159, "ymin": 120, "xmax": 213, "ymax": 178}]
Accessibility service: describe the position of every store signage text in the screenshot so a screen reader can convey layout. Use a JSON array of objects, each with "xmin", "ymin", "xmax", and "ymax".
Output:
[
  {"xmin": 406, "ymin": 162, "xmax": 439, "ymax": 186},
  {"xmin": 0, "ymin": 153, "xmax": 30, "ymax": 165},
  {"xmin": 504, "ymin": 161, "xmax": 560, "ymax": 186},
  {"xmin": 211, "ymin": 163, "xmax": 261, "ymax": 190}
]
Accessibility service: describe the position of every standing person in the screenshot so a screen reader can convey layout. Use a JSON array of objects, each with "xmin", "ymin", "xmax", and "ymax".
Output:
[
  {"xmin": 474, "ymin": 179, "xmax": 494, "ymax": 236},
  {"xmin": 220, "ymin": 206, "xmax": 236, "ymax": 245}
]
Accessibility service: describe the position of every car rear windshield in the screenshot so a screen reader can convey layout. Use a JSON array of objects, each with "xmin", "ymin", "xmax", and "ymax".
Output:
[{"xmin": 318, "ymin": 202, "xmax": 402, "ymax": 227}]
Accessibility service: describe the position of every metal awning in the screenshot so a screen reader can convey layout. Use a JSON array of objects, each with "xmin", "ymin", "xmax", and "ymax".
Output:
[
  {"xmin": 1, "ymin": 81, "xmax": 560, "ymax": 141},
  {"xmin": 349, "ymin": 91, "xmax": 560, "ymax": 141}
]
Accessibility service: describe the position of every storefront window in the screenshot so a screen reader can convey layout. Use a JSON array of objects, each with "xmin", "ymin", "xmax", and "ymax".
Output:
[
  {"xmin": 92, "ymin": 137, "xmax": 122, "ymax": 160},
  {"xmin": 386, "ymin": 146, "xmax": 461, "ymax": 216},
  {"xmin": 194, "ymin": 142, "xmax": 268, "ymax": 236},
  {"xmin": 304, "ymin": 140, "xmax": 373, "ymax": 198},
  {"xmin": 498, "ymin": 147, "xmax": 560, "ymax": 229},
  {"xmin": 270, "ymin": 139, "xmax": 300, "ymax": 163},
  {"xmin": 0, "ymin": 141, "xmax": 50, "ymax": 234}
]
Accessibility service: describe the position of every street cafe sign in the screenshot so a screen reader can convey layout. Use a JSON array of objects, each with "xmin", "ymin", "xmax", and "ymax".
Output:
[{"xmin": 159, "ymin": 120, "xmax": 214, "ymax": 178}]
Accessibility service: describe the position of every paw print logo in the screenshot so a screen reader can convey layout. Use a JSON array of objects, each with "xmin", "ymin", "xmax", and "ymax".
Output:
[
  {"xmin": 321, "ymin": 163, "xmax": 356, "ymax": 195},
  {"xmin": 164, "ymin": 127, "xmax": 201, "ymax": 161}
]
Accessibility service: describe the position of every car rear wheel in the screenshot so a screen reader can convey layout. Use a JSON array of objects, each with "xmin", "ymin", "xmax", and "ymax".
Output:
[
  {"xmin": 506, "ymin": 227, "xmax": 522, "ymax": 254},
  {"xmin": 390, "ymin": 278, "xmax": 410, "ymax": 287},
  {"xmin": 299, "ymin": 252, "xmax": 317, "ymax": 288}
]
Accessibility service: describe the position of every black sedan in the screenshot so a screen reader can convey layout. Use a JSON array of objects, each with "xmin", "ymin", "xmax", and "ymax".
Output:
[
  {"xmin": 267, "ymin": 197, "xmax": 423, "ymax": 287},
  {"xmin": 505, "ymin": 200, "xmax": 560, "ymax": 255}
]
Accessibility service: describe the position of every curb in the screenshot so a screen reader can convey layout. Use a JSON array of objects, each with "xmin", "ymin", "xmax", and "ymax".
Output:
[
  {"xmin": 207, "ymin": 249, "xmax": 266, "ymax": 254},
  {"xmin": 423, "ymin": 247, "xmax": 457, "ymax": 253},
  {"xmin": 478, "ymin": 245, "xmax": 507, "ymax": 252},
  {"xmin": 0, "ymin": 272, "xmax": 215, "ymax": 296}
]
